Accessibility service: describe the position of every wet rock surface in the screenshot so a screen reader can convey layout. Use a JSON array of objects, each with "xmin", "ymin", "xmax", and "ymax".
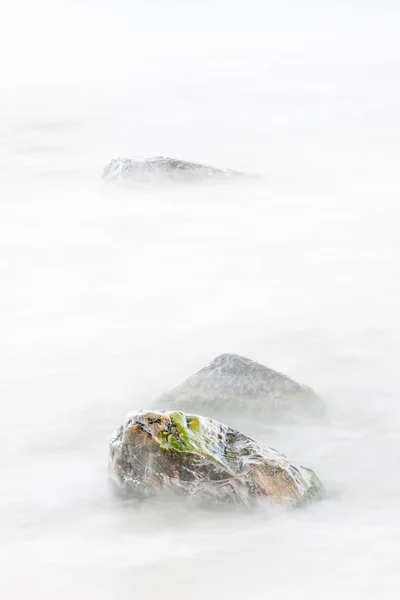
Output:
[
  {"xmin": 159, "ymin": 353, "xmax": 324, "ymax": 419},
  {"xmin": 109, "ymin": 409, "xmax": 323, "ymax": 507},
  {"xmin": 102, "ymin": 156, "xmax": 247, "ymax": 183}
]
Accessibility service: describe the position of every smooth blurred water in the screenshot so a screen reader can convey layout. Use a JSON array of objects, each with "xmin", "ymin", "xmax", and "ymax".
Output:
[{"xmin": 1, "ymin": 1, "xmax": 400, "ymax": 598}]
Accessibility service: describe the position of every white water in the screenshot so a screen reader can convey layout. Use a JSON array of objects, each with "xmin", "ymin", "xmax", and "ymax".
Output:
[{"xmin": 1, "ymin": 1, "xmax": 400, "ymax": 598}]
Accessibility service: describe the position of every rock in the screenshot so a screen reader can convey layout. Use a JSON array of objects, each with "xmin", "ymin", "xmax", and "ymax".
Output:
[
  {"xmin": 159, "ymin": 353, "xmax": 324, "ymax": 419},
  {"xmin": 102, "ymin": 156, "xmax": 247, "ymax": 183},
  {"xmin": 109, "ymin": 409, "xmax": 323, "ymax": 507}
]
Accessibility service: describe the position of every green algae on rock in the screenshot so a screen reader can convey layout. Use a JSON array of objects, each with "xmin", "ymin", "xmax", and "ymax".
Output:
[
  {"xmin": 158, "ymin": 353, "xmax": 325, "ymax": 419},
  {"xmin": 109, "ymin": 409, "xmax": 323, "ymax": 507}
]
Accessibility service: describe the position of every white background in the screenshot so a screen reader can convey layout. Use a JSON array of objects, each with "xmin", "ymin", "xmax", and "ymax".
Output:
[{"xmin": 1, "ymin": 1, "xmax": 400, "ymax": 598}]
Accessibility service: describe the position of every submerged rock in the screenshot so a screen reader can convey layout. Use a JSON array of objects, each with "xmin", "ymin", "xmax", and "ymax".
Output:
[
  {"xmin": 102, "ymin": 156, "xmax": 246, "ymax": 183},
  {"xmin": 109, "ymin": 409, "xmax": 323, "ymax": 507},
  {"xmin": 159, "ymin": 353, "xmax": 324, "ymax": 419}
]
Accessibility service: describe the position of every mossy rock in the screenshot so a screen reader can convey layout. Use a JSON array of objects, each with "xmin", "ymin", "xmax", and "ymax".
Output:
[
  {"xmin": 109, "ymin": 409, "xmax": 323, "ymax": 507},
  {"xmin": 158, "ymin": 353, "xmax": 325, "ymax": 420}
]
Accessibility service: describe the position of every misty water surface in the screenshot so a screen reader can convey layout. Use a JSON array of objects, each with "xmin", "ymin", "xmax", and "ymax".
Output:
[{"xmin": 1, "ymin": 1, "xmax": 400, "ymax": 598}]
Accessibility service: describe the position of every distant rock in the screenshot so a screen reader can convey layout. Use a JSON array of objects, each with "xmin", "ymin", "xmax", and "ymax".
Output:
[
  {"xmin": 159, "ymin": 353, "xmax": 324, "ymax": 419},
  {"xmin": 109, "ymin": 409, "xmax": 323, "ymax": 507},
  {"xmin": 102, "ymin": 156, "xmax": 247, "ymax": 183}
]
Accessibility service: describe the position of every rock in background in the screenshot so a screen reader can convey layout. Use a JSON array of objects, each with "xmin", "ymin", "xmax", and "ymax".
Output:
[
  {"xmin": 158, "ymin": 353, "xmax": 325, "ymax": 420},
  {"xmin": 102, "ymin": 156, "xmax": 247, "ymax": 183}
]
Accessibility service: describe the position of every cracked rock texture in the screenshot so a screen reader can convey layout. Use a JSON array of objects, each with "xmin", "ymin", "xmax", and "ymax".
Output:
[{"xmin": 109, "ymin": 409, "xmax": 323, "ymax": 507}]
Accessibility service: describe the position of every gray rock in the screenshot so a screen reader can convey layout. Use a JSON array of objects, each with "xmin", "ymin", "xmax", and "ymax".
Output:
[
  {"xmin": 159, "ymin": 353, "xmax": 324, "ymax": 419},
  {"xmin": 109, "ymin": 409, "xmax": 323, "ymax": 507},
  {"xmin": 102, "ymin": 155, "xmax": 247, "ymax": 183}
]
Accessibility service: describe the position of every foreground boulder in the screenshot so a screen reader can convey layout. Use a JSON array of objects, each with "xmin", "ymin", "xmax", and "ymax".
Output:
[
  {"xmin": 109, "ymin": 409, "xmax": 323, "ymax": 507},
  {"xmin": 102, "ymin": 156, "xmax": 246, "ymax": 183},
  {"xmin": 159, "ymin": 353, "xmax": 324, "ymax": 419}
]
